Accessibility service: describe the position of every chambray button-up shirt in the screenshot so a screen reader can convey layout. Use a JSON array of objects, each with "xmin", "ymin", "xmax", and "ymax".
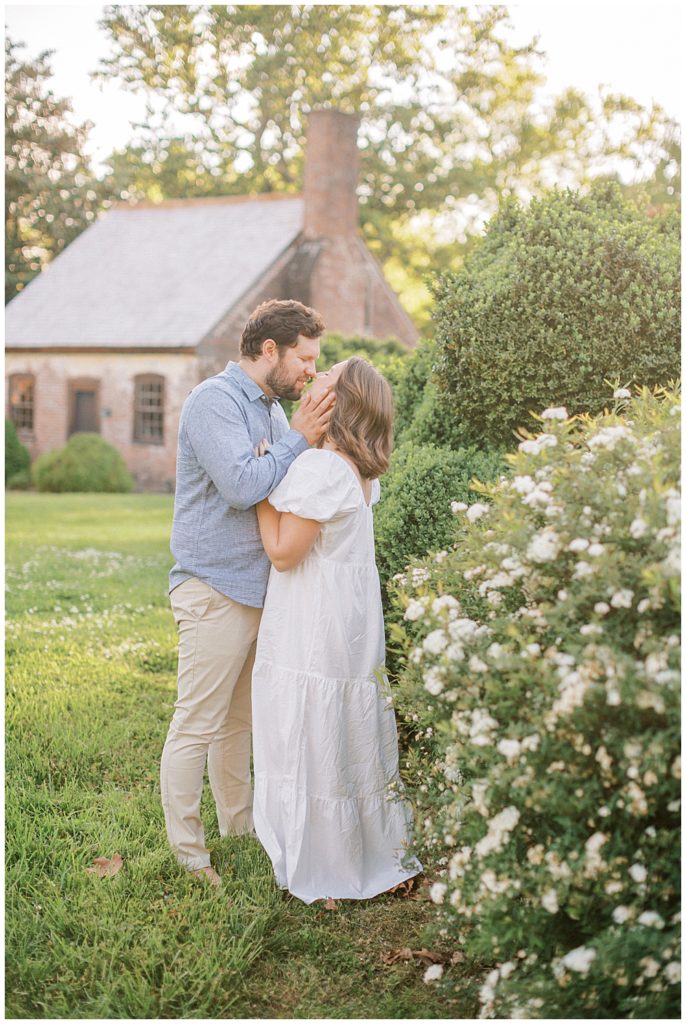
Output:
[{"xmin": 169, "ymin": 361, "xmax": 309, "ymax": 607}]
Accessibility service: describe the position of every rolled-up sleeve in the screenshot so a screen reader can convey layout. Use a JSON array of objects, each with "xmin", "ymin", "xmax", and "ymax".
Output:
[{"xmin": 184, "ymin": 388, "xmax": 308, "ymax": 510}]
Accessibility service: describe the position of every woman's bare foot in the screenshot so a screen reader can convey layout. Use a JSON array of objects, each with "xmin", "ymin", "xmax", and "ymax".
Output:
[{"xmin": 191, "ymin": 866, "xmax": 221, "ymax": 888}]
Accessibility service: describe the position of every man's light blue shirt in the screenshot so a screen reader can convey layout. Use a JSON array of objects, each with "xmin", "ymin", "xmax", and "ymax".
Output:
[{"xmin": 169, "ymin": 361, "xmax": 309, "ymax": 607}]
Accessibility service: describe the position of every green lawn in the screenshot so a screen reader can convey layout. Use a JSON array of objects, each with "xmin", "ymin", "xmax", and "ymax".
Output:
[{"xmin": 5, "ymin": 493, "xmax": 474, "ymax": 1019}]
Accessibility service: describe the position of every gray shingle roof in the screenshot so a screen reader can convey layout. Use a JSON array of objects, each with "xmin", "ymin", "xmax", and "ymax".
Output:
[{"xmin": 5, "ymin": 195, "xmax": 304, "ymax": 349}]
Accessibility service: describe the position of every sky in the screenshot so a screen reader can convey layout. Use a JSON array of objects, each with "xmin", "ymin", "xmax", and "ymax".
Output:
[{"xmin": 4, "ymin": 1, "xmax": 683, "ymax": 174}]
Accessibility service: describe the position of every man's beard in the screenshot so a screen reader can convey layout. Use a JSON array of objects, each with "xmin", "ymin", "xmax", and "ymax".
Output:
[{"xmin": 265, "ymin": 361, "xmax": 305, "ymax": 402}]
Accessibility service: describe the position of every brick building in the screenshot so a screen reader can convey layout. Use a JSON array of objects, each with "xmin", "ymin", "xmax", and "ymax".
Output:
[{"xmin": 5, "ymin": 110, "xmax": 418, "ymax": 491}]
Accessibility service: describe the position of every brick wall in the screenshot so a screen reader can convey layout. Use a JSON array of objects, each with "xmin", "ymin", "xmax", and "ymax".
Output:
[{"xmin": 5, "ymin": 351, "xmax": 201, "ymax": 491}]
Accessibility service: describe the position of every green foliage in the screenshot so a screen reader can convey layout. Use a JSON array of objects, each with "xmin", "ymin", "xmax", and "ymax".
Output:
[
  {"xmin": 33, "ymin": 434, "xmax": 133, "ymax": 493},
  {"xmin": 374, "ymin": 440, "xmax": 505, "ymax": 595},
  {"xmin": 432, "ymin": 184, "xmax": 681, "ymax": 448},
  {"xmin": 392, "ymin": 385, "xmax": 681, "ymax": 1017},
  {"xmin": 5, "ymin": 37, "xmax": 107, "ymax": 304},
  {"xmin": 6, "ymin": 469, "xmax": 31, "ymax": 490},
  {"xmin": 318, "ymin": 332, "xmax": 409, "ymax": 373},
  {"xmin": 280, "ymin": 332, "xmax": 410, "ymax": 419},
  {"xmin": 390, "ymin": 338, "xmax": 476, "ymax": 449},
  {"xmin": 5, "ymin": 419, "xmax": 30, "ymax": 484}
]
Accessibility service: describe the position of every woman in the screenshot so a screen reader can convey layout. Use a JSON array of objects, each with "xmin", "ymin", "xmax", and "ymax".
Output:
[{"xmin": 252, "ymin": 357, "xmax": 421, "ymax": 904}]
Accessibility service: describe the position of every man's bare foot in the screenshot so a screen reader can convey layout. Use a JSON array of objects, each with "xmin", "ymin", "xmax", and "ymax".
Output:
[{"xmin": 191, "ymin": 866, "xmax": 221, "ymax": 888}]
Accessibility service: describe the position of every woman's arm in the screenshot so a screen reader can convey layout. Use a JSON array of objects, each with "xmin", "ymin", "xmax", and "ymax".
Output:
[{"xmin": 256, "ymin": 499, "xmax": 321, "ymax": 572}]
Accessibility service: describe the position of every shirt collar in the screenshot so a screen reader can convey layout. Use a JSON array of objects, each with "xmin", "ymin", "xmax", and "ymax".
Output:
[{"xmin": 225, "ymin": 361, "xmax": 280, "ymax": 406}]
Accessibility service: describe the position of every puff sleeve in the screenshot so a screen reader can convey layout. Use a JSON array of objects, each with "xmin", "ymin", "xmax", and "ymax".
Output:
[{"xmin": 269, "ymin": 449, "xmax": 361, "ymax": 523}]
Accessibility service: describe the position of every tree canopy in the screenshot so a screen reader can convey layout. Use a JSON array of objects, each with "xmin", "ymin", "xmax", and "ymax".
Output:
[
  {"xmin": 5, "ymin": 37, "xmax": 105, "ymax": 304},
  {"xmin": 93, "ymin": 5, "xmax": 680, "ymax": 326}
]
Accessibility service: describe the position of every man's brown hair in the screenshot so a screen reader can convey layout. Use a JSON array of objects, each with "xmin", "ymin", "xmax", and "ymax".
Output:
[
  {"xmin": 240, "ymin": 299, "xmax": 325, "ymax": 359},
  {"xmin": 326, "ymin": 357, "xmax": 394, "ymax": 479}
]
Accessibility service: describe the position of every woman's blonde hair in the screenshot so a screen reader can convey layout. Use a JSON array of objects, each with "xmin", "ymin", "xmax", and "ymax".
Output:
[{"xmin": 326, "ymin": 357, "xmax": 394, "ymax": 479}]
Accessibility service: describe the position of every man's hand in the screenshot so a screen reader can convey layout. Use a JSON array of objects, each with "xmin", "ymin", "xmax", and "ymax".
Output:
[
  {"xmin": 254, "ymin": 438, "xmax": 270, "ymax": 457},
  {"xmin": 290, "ymin": 388, "xmax": 336, "ymax": 446}
]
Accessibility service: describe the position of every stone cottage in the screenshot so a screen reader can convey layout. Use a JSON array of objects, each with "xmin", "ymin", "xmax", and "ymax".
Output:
[{"xmin": 5, "ymin": 110, "xmax": 418, "ymax": 490}]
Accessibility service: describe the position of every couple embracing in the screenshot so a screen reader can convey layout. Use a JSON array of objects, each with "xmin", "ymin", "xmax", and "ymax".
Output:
[{"xmin": 161, "ymin": 299, "xmax": 421, "ymax": 903}]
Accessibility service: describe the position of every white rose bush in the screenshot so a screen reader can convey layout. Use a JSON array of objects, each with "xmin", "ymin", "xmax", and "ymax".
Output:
[{"xmin": 391, "ymin": 385, "xmax": 680, "ymax": 1018}]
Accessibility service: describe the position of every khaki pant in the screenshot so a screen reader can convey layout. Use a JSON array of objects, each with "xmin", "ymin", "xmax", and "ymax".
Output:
[{"xmin": 160, "ymin": 578, "xmax": 262, "ymax": 869}]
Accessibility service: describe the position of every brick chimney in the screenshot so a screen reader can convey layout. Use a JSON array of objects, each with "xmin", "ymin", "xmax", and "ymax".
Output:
[{"xmin": 303, "ymin": 109, "xmax": 360, "ymax": 238}]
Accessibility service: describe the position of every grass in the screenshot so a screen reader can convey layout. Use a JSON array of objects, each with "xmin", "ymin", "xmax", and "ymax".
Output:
[{"xmin": 5, "ymin": 492, "xmax": 476, "ymax": 1019}]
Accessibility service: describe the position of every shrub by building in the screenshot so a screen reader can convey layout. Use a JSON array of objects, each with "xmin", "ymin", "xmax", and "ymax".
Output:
[
  {"xmin": 33, "ymin": 433, "xmax": 134, "ymax": 493},
  {"xmin": 5, "ymin": 419, "xmax": 31, "ymax": 488}
]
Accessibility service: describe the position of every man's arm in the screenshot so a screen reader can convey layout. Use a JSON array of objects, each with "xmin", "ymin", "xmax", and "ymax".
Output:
[
  {"xmin": 256, "ymin": 499, "xmax": 321, "ymax": 571},
  {"xmin": 184, "ymin": 386, "xmax": 333, "ymax": 510}
]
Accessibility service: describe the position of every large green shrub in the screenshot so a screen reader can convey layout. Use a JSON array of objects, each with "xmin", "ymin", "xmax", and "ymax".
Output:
[
  {"xmin": 392, "ymin": 385, "xmax": 680, "ymax": 1017},
  {"xmin": 374, "ymin": 440, "xmax": 505, "ymax": 594},
  {"xmin": 280, "ymin": 332, "xmax": 410, "ymax": 419},
  {"xmin": 5, "ymin": 419, "xmax": 30, "ymax": 485},
  {"xmin": 433, "ymin": 184, "xmax": 681, "ymax": 448},
  {"xmin": 33, "ymin": 433, "xmax": 133, "ymax": 493}
]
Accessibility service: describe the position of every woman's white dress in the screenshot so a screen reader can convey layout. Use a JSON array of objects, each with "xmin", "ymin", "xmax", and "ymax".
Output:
[{"xmin": 252, "ymin": 448, "xmax": 421, "ymax": 904}]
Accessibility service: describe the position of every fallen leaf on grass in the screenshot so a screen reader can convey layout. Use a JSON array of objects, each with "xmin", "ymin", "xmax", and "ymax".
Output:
[
  {"xmin": 385, "ymin": 876, "xmax": 424, "ymax": 899},
  {"xmin": 381, "ymin": 947, "xmax": 445, "ymax": 966},
  {"xmin": 324, "ymin": 897, "xmax": 338, "ymax": 911},
  {"xmin": 86, "ymin": 854, "xmax": 123, "ymax": 878},
  {"xmin": 450, "ymin": 951, "xmax": 466, "ymax": 965}
]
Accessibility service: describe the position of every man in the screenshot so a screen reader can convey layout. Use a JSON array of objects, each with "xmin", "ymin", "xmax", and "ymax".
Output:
[{"xmin": 161, "ymin": 299, "xmax": 334, "ymax": 886}]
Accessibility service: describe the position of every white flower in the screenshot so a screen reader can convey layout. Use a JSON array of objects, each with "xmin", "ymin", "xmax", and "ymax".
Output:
[
  {"xmin": 610, "ymin": 589, "xmax": 634, "ymax": 608},
  {"xmin": 527, "ymin": 528, "xmax": 561, "ymax": 563},
  {"xmin": 424, "ymin": 668, "xmax": 445, "ymax": 696},
  {"xmin": 449, "ymin": 617, "xmax": 481, "ymax": 641},
  {"xmin": 664, "ymin": 961, "xmax": 681, "ymax": 984},
  {"xmin": 640, "ymin": 956, "xmax": 661, "ymax": 978},
  {"xmin": 594, "ymin": 602, "xmax": 611, "ymax": 615},
  {"xmin": 519, "ymin": 433, "xmax": 558, "ymax": 456},
  {"xmin": 522, "ymin": 733, "xmax": 540, "ymax": 751},
  {"xmin": 497, "ymin": 738, "xmax": 521, "ymax": 761},
  {"xmin": 541, "ymin": 888, "xmax": 559, "ymax": 913},
  {"xmin": 561, "ymin": 946, "xmax": 596, "ymax": 975},
  {"xmin": 467, "ymin": 502, "xmax": 489, "ymax": 523},
  {"xmin": 451, "ymin": 500, "xmax": 468, "ymax": 514},
  {"xmin": 573, "ymin": 560, "xmax": 594, "ymax": 579},
  {"xmin": 524, "ymin": 643, "xmax": 541, "ymax": 657},
  {"xmin": 446, "ymin": 642, "xmax": 465, "ymax": 662},
  {"xmin": 580, "ymin": 623, "xmax": 603, "ymax": 636},
  {"xmin": 568, "ymin": 537, "xmax": 589, "ymax": 552},
  {"xmin": 630, "ymin": 517, "xmax": 648, "ymax": 539},
  {"xmin": 612, "ymin": 905, "xmax": 632, "ymax": 924},
  {"xmin": 629, "ymin": 863, "xmax": 647, "ymax": 883},
  {"xmin": 587, "ymin": 425, "xmax": 632, "ymax": 450},
  {"xmin": 404, "ymin": 599, "xmax": 425, "ymax": 621},
  {"xmin": 587, "ymin": 543, "xmax": 605, "ymax": 557},
  {"xmin": 429, "ymin": 882, "xmax": 447, "ymax": 905},
  {"xmin": 541, "ymin": 406, "xmax": 568, "ymax": 420},
  {"xmin": 423, "ymin": 963, "xmax": 444, "ymax": 984},
  {"xmin": 423, "ymin": 629, "xmax": 448, "ymax": 655},
  {"xmin": 637, "ymin": 911, "xmax": 665, "ymax": 929},
  {"xmin": 469, "ymin": 655, "xmax": 488, "ymax": 673},
  {"xmin": 432, "ymin": 594, "xmax": 460, "ymax": 615},
  {"xmin": 487, "ymin": 642, "xmax": 505, "ymax": 660},
  {"xmin": 613, "ymin": 388, "xmax": 631, "ymax": 399},
  {"xmin": 512, "ymin": 475, "xmax": 536, "ymax": 494}
]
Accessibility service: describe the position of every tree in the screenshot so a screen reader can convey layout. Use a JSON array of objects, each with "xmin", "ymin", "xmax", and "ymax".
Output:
[
  {"xmin": 94, "ymin": 5, "xmax": 680, "ymax": 328},
  {"xmin": 5, "ymin": 36, "xmax": 107, "ymax": 304}
]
